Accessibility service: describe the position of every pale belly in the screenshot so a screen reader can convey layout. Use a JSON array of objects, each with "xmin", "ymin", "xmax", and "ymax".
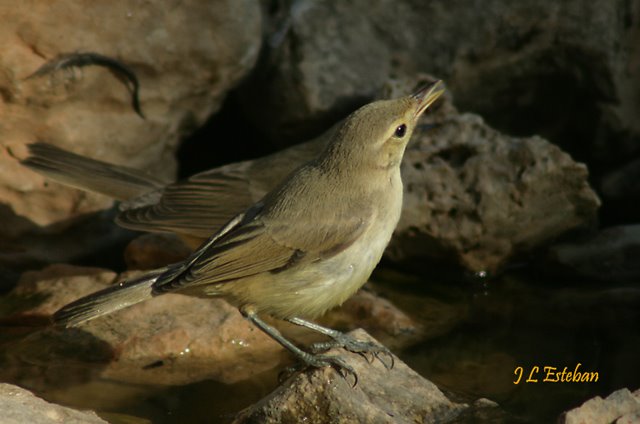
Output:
[{"xmin": 216, "ymin": 189, "xmax": 403, "ymax": 319}]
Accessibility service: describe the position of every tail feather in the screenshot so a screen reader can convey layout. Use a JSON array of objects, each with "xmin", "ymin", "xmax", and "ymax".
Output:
[
  {"xmin": 53, "ymin": 270, "xmax": 164, "ymax": 327},
  {"xmin": 22, "ymin": 142, "xmax": 167, "ymax": 201}
]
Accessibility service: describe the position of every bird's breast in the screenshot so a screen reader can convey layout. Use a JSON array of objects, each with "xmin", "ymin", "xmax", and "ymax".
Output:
[
  {"xmin": 278, "ymin": 179, "xmax": 403, "ymax": 318},
  {"xmin": 219, "ymin": 172, "xmax": 403, "ymax": 320}
]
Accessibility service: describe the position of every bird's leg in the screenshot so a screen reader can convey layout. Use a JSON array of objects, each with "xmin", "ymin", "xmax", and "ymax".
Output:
[
  {"xmin": 286, "ymin": 317, "xmax": 394, "ymax": 369},
  {"xmin": 240, "ymin": 306, "xmax": 358, "ymax": 386}
]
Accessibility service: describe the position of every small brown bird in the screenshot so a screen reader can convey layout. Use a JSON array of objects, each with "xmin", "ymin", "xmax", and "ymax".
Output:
[{"xmin": 26, "ymin": 81, "xmax": 444, "ymax": 381}]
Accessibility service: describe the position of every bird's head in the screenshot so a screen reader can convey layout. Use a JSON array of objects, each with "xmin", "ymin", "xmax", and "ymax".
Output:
[{"xmin": 322, "ymin": 80, "xmax": 444, "ymax": 172}]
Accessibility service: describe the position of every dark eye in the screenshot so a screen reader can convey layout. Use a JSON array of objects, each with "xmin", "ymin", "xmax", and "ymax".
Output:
[{"xmin": 394, "ymin": 124, "xmax": 407, "ymax": 138}]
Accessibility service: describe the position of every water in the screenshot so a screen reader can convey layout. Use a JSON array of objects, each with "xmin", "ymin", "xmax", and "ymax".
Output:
[
  {"xmin": 1, "ymin": 266, "xmax": 638, "ymax": 423},
  {"xmin": 382, "ymin": 269, "xmax": 640, "ymax": 422}
]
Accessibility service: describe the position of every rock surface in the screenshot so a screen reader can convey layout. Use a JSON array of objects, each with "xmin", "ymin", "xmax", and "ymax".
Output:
[
  {"xmin": 0, "ymin": 0, "xmax": 261, "ymax": 239},
  {"xmin": 123, "ymin": 232, "xmax": 192, "ymax": 270},
  {"xmin": 559, "ymin": 388, "xmax": 640, "ymax": 424},
  {"xmin": 1, "ymin": 264, "xmax": 286, "ymax": 388},
  {"xmin": 390, "ymin": 106, "xmax": 600, "ymax": 271},
  {"xmin": 232, "ymin": 329, "xmax": 467, "ymax": 424},
  {"xmin": 0, "ymin": 383, "xmax": 108, "ymax": 424},
  {"xmin": 241, "ymin": 0, "xmax": 640, "ymax": 164}
]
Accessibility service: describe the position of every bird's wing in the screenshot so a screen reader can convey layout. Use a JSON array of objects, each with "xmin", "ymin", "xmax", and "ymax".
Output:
[
  {"xmin": 152, "ymin": 202, "xmax": 372, "ymax": 293},
  {"xmin": 116, "ymin": 136, "xmax": 330, "ymax": 239},
  {"xmin": 116, "ymin": 169, "xmax": 255, "ymax": 238}
]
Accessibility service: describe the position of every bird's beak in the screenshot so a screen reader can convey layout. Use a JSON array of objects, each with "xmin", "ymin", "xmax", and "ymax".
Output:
[{"xmin": 411, "ymin": 80, "xmax": 445, "ymax": 117}]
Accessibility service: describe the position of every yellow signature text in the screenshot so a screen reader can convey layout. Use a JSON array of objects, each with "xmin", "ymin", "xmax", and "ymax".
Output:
[{"xmin": 513, "ymin": 363, "xmax": 599, "ymax": 384}]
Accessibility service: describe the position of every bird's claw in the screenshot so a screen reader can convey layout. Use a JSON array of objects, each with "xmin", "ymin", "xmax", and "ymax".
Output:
[
  {"xmin": 281, "ymin": 353, "xmax": 358, "ymax": 387},
  {"xmin": 310, "ymin": 335, "xmax": 395, "ymax": 370}
]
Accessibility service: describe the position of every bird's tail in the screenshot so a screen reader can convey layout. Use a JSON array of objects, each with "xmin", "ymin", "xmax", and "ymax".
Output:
[
  {"xmin": 21, "ymin": 142, "xmax": 167, "ymax": 201},
  {"xmin": 53, "ymin": 270, "xmax": 164, "ymax": 327}
]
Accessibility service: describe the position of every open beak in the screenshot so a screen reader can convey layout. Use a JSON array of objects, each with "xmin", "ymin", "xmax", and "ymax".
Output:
[{"xmin": 412, "ymin": 80, "xmax": 445, "ymax": 117}]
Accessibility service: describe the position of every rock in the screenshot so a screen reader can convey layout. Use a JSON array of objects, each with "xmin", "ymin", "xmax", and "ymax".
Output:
[
  {"xmin": 238, "ymin": 0, "xmax": 393, "ymax": 145},
  {"xmin": 0, "ymin": 383, "xmax": 108, "ymax": 424},
  {"xmin": 450, "ymin": 398, "xmax": 516, "ymax": 423},
  {"xmin": 0, "ymin": 0, "xmax": 261, "ymax": 240},
  {"xmin": 319, "ymin": 287, "xmax": 422, "ymax": 351},
  {"xmin": 241, "ymin": 0, "xmax": 639, "ymax": 166},
  {"xmin": 1, "ymin": 265, "xmax": 284, "ymax": 388},
  {"xmin": 547, "ymin": 225, "xmax": 640, "ymax": 283},
  {"xmin": 559, "ymin": 388, "xmax": 640, "ymax": 424},
  {"xmin": 123, "ymin": 233, "xmax": 192, "ymax": 270},
  {"xmin": 389, "ymin": 109, "xmax": 600, "ymax": 272},
  {"xmin": 1, "ymin": 264, "xmax": 117, "ymax": 323},
  {"xmin": 232, "ymin": 329, "xmax": 468, "ymax": 424}
]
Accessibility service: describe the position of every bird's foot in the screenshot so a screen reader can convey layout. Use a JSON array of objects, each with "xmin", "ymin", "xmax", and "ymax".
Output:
[
  {"xmin": 279, "ymin": 352, "xmax": 358, "ymax": 387},
  {"xmin": 310, "ymin": 333, "xmax": 395, "ymax": 370}
]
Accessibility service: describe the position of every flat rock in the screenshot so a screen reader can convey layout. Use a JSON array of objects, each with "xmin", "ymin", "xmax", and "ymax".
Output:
[
  {"xmin": 559, "ymin": 388, "xmax": 640, "ymax": 424},
  {"xmin": 1, "ymin": 265, "xmax": 285, "ymax": 388},
  {"xmin": 0, "ymin": 383, "xmax": 108, "ymax": 424},
  {"xmin": 232, "ymin": 329, "xmax": 468, "ymax": 424}
]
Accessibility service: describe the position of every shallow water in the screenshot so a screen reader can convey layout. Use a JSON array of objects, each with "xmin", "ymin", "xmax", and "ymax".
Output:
[
  {"xmin": 1, "ymin": 266, "xmax": 638, "ymax": 423},
  {"xmin": 384, "ymin": 269, "xmax": 640, "ymax": 422}
]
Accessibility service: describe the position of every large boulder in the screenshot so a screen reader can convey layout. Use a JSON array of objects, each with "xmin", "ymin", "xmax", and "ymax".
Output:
[{"xmin": 0, "ymin": 0, "xmax": 262, "ymax": 239}]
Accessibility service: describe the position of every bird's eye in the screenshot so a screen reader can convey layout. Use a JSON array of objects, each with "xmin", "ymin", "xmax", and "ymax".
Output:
[{"xmin": 394, "ymin": 124, "xmax": 407, "ymax": 138}]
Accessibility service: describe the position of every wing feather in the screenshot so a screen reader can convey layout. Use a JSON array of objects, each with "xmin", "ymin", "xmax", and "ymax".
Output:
[
  {"xmin": 152, "ymin": 203, "xmax": 372, "ymax": 293},
  {"xmin": 116, "ymin": 170, "xmax": 255, "ymax": 237}
]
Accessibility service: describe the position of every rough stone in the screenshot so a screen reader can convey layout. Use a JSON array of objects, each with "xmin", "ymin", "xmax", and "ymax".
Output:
[
  {"xmin": 559, "ymin": 388, "xmax": 640, "ymax": 424},
  {"xmin": 240, "ymin": 0, "xmax": 640, "ymax": 168},
  {"xmin": 389, "ymin": 106, "xmax": 600, "ymax": 271},
  {"xmin": 0, "ymin": 0, "xmax": 262, "ymax": 239},
  {"xmin": 547, "ymin": 225, "xmax": 640, "ymax": 283},
  {"xmin": 232, "ymin": 329, "xmax": 468, "ymax": 424},
  {"xmin": 1, "ymin": 265, "xmax": 285, "ymax": 388},
  {"xmin": 321, "ymin": 288, "xmax": 420, "ymax": 351},
  {"xmin": 0, "ymin": 383, "xmax": 108, "ymax": 424}
]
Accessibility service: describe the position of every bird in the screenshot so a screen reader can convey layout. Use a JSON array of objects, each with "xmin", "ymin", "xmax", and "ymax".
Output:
[{"xmin": 26, "ymin": 81, "xmax": 444, "ymax": 382}]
